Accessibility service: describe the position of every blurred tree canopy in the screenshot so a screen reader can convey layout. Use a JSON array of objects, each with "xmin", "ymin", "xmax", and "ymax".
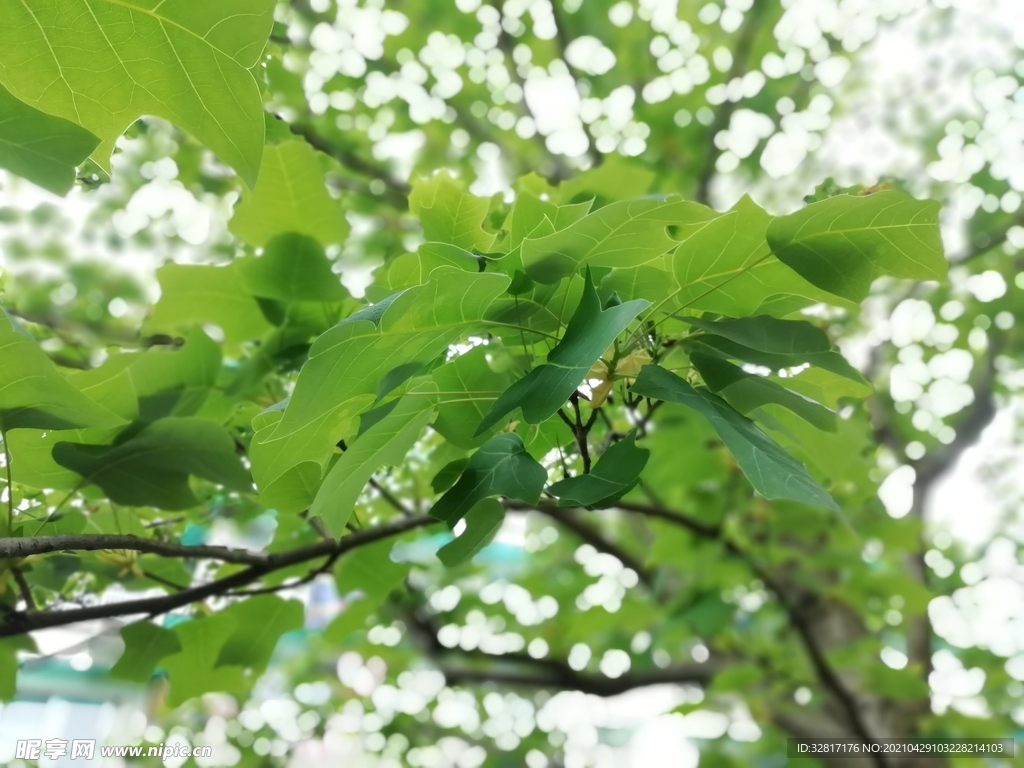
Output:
[{"xmin": 0, "ymin": 1, "xmax": 1022, "ymax": 767}]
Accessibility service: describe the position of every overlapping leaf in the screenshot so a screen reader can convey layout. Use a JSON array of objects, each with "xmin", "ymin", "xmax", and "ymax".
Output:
[
  {"xmin": 310, "ymin": 386, "xmax": 437, "ymax": 537},
  {"xmin": 431, "ymin": 433, "xmax": 546, "ymax": 526},
  {"xmin": 0, "ymin": 309, "xmax": 124, "ymax": 432},
  {"xmin": 477, "ymin": 270, "xmax": 648, "ymax": 434},
  {"xmin": 672, "ymin": 195, "xmax": 840, "ymax": 315},
  {"xmin": 631, "ymin": 364, "xmax": 839, "ymax": 511},
  {"xmin": 548, "ymin": 431, "xmax": 650, "ymax": 507},
  {"xmin": 251, "ymin": 269, "xmax": 509, "ymax": 492},
  {"xmin": 691, "ymin": 353, "xmax": 836, "ymax": 431},
  {"xmin": 53, "ymin": 417, "xmax": 253, "ymax": 510},
  {"xmin": 0, "ymin": 83, "xmax": 99, "ymax": 195},
  {"xmin": 410, "ymin": 174, "xmax": 497, "ymax": 252},
  {"xmin": 437, "ymin": 498, "xmax": 505, "ymax": 567},
  {"xmin": 230, "ymin": 140, "xmax": 350, "ymax": 246},
  {"xmin": 146, "ymin": 263, "xmax": 272, "ymax": 347},
  {"xmin": 766, "ymin": 191, "xmax": 946, "ymax": 302},
  {"xmin": 520, "ymin": 199, "xmax": 714, "ymax": 283},
  {"xmin": 237, "ymin": 233, "xmax": 349, "ymax": 303},
  {"xmin": 0, "ymin": 0, "xmax": 275, "ymax": 185}
]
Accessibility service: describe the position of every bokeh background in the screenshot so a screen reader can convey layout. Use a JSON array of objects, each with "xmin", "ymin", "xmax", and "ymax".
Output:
[{"xmin": 0, "ymin": 0, "xmax": 1023, "ymax": 766}]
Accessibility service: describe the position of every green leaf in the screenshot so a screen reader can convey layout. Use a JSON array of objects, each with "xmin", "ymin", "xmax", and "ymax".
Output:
[
  {"xmin": 710, "ymin": 662, "xmax": 763, "ymax": 693},
  {"xmin": 432, "ymin": 458, "xmax": 470, "ymax": 493},
  {"xmin": 110, "ymin": 621, "xmax": 181, "ymax": 683},
  {"xmin": 691, "ymin": 353, "xmax": 836, "ymax": 431},
  {"xmin": 677, "ymin": 593, "xmax": 736, "ymax": 637},
  {"xmin": 310, "ymin": 387, "xmax": 436, "ymax": 537},
  {"xmin": 765, "ymin": 191, "xmax": 946, "ymax": 302},
  {"xmin": 548, "ymin": 431, "xmax": 650, "ymax": 507},
  {"xmin": 432, "ymin": 346, "xmax": 512, "ymax": 449},
  {"xmin": 335, "ymin": 539, "xmax": 409, "ymax": 602},
  {"xmin": 162, "ymin": 612, "xmax": 244, "ymax": 706},
  {"xmin": 0, "ymin": 636, "xmax": 34, "ymax": 701},
  {"xmin": 0, "ymin": 83, "xmax": 100, "ymax": 195},
  {"xmin": 409, "ymin": 174, "xmax": 496, "ymax": 252},
  {"xmin": 521, "ymin": 199, "xmax": 715, "ymax": 284},
  {"xmin": 692, "ymin": 334, "xmax": 866, "ymax": 385},
  {"xmin": 431, "ymin": 432, "xmax": 546, "ymax": 526},
  {"xmin": 436, "ymin": 498, "xmax": 505, "ymax": 566},
  {"xmin": 672, "ymin": 195, "xmax": 840, "ymax": 316},
  {"xmin": 0, "ymin": 308, "xmax": 124, "ymax": 432},
  {"xmin": 684, "ymin": 315, "xmax": 831, "ymax": 355},
  {"xmin": 477, "ymin": 270, "xmax": 648, "ymax": 434},
  {"xmin": 237, "ymin": 233, "xmax": 348, "ymax": 303},
  {"xmin": 230, "ymin": 140, "xmax": 350, "ymax": 246},
  {"xmin": 0, "ymin": 0, "xmax": 275, "ymax": 185},
  {"xmin": 326, "ymin": 539, "xmax": 412, "ymax": 642},
  {"xmin": 250, "ymin": 269, "xmax": 509, "ymax": 493},
  {"xmin": 372, "ymin": 242, "xmax": 480, "ymax": 296},
  {"xmin": 778, "ymin": 365, "xmax": 872, "ymax": 409},
  {"xmin": 631, "ymin": 365, "xmax": 839, "ymax": 511},
  {"xmin": 553, "ymin": 156, "xmax": 654, "ymax": 204},
  {"xmin": 505, "ymin": 192, "xmax": 592, "ymax": 249},
  {"xmin": 53, "ymin": 417, "xmax": 253, "ymax": 510},
  {"xmin": 216, "ymin": 595, "xmax": 303, "ymax": 673},
  {"xmin": 146, "ymin": 263, "xmax": 272, "ymax": 348}
]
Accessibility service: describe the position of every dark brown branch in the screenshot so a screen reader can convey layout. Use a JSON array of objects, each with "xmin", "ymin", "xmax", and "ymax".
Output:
[
  {"xmin": 0, "ymin": 534, "xmax": 281, "ymax": 565},
  {"xmin": 369, "ymin": 477, "xmax": 415, "ymax": 517},
  {"xmin": 12, "ymin": 568, "xmax": 36, "ymax": 612},
  {"xmin": 0, "ymin": 516, "xmax": 435, "ymax": 638},
  {"xmin": 442, "ymin": 661, "xmax": 720, "ymax": 697}
]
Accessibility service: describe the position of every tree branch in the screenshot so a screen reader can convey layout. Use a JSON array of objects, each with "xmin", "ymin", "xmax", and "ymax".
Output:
[
  {"xmin": 0, "ymin": 515, "xmax": 435, "ymax": 638},
  {"xmin": 442, "ymin": 660, "xmax": 720, "ymax": 697},
  {"xmin": 285, "ymin": 121, "xmax": 411, "ymax": 208}
]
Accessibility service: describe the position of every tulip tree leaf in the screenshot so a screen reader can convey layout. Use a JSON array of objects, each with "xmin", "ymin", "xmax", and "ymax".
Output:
[
  {"xmin": 251, "ymin": 269, "xmax": 509, "ymax": 493},
  {"xmin": 548, "ymin": 431, "xmax": 650, "ymax": 507},
  {"xmin": 672, "ymin": 195, "xmax": 840, "ymax": 316},
  {"xmin": 311, "ymin": 388, "xmax": 437, "ymax": 538},
  {"xmin": 691, "ymin": 353, "xmax": 836, "ymax": 432},
  {"xmin": 0, "ymin": 309, "xmax": 125, "ymax": 432},
  {"xmin": 683, "ymin": 316, "xmax": 832, "ymax": 355},
  {"xmin": 0, "ymin": 0, "xmax": 276, "ymax": 186},
  {"xmin": 766, "ymin": 191, "xmax": 946, "ymax": 302},
  {"xmin": 692, "ymin": 334, "xmax": 866, "ymax": 385},
  {"xmin": 230, "ymin": 140, "xmax": 350, "ymax": 246},
  {"xmin": 437, "ymin": 498, "xmax": 506, "ymax": 567},
  {"xmin": 521, "ymin": 199, "xmax": 715, "ymax": 284},
  {"xmin": 477, "ymin": 269, "xmax": 648, "ymax": 434},
  {"xmin": 409, "ymin": 174, "xmax": 497, "ymax": 253},
  {"xmin": 110, "ymin": 621, "xmax": 181, "ymax": 683},
  {"xmin": 162, "ymin": 612, "xmax": 245, "ymax": 706},
  {"xmin": 0, "ymin": 83, "xmax": 100, "ymax": 195},
  {"xmin": 53, "ymin": 417, "xmax": 253, "ymax": 510},
  {"xmin": 146, "ymin": 263, "xmax": 272, "ymax": 347},
  {"xmin": 237, "ymin": 233, "xmax": 348, "ymax": 303},
  {"xmin": 216, "ymin": 596, "xmax": 303, "ymax": 673},
  {"xmin": 0, "ymin": 637, "xmax": 36, "ymax": 700},
  {"xmin": 631, "ymin": 365, "xmax": 839, "ymax": 511},
  {"xmin": 431, "ymin": 433, "xmax": 546, "ymax": 526},
  {"xmin": 432, "ymin": 346, "xmax": 513, "ymax": 449}
]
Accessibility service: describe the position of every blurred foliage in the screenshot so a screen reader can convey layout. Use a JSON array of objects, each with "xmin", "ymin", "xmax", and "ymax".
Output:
[{"xmin": 0, "ymin": 1, "xmax": 1023, "ymax": 767}]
